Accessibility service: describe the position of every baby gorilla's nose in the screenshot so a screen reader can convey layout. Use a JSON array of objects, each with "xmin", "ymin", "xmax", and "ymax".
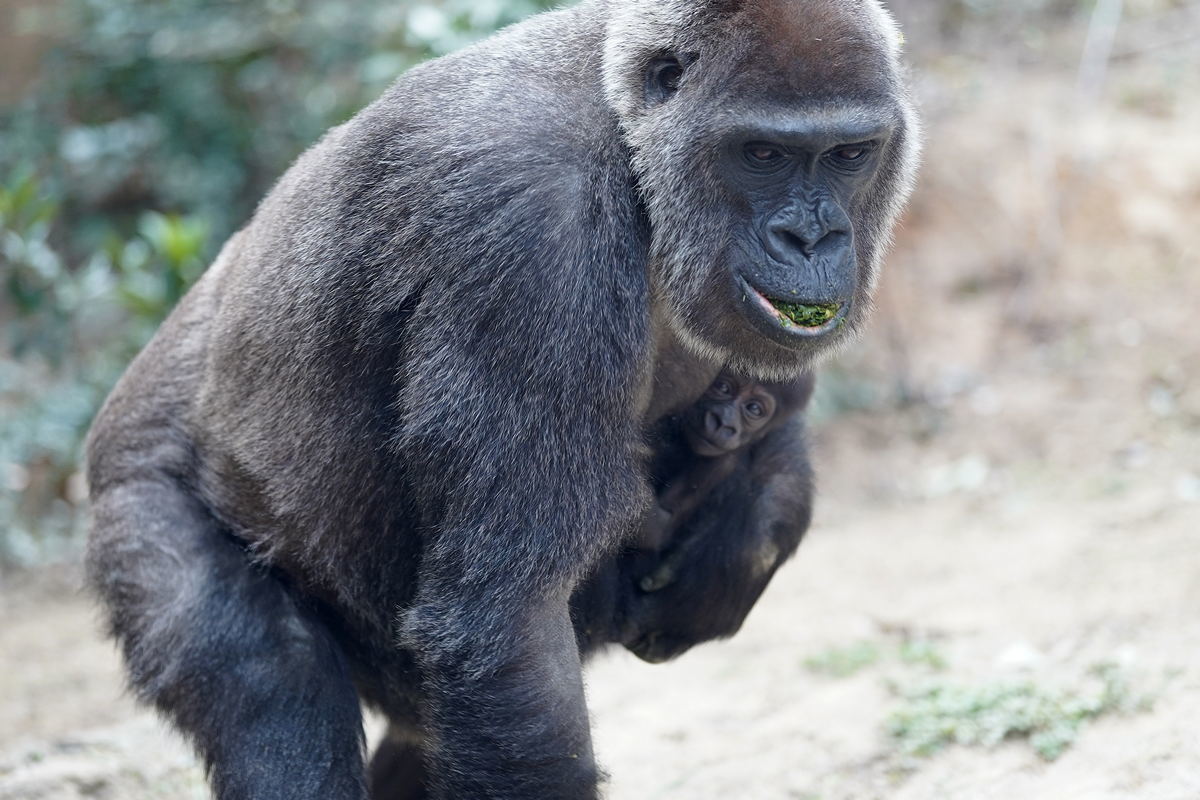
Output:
[{"xmin": 705, "ymin": 410, "xmax": 737, "ymax": 440}]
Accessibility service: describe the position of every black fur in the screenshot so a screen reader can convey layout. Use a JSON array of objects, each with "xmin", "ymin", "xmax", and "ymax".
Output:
[
  {"xmin": 637, "ymin": 370, "xmax": 814, "ymax": 554},
  {"xmin": 625, "ymin": 408, "xmax": 816, "ymax": 664},
  {"xmin": 85, "ymin": 2, "xmax": 918, "ymax": 798},
  {"xmin": 572, "ymin": 371, "xmax": 817, "ymax": 664}
]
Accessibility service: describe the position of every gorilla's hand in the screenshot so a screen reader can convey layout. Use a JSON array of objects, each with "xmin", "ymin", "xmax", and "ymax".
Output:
[{"xmin": 622, "ymin": 419, "xmax": 815, "ymax": 664}]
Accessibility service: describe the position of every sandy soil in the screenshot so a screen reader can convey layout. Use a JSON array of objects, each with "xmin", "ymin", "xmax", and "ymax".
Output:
[
  {"xmin": 2, "ymin": 19, "xmax": 1198, "ymax": 800},
  {"xmin": 2, "ymin": 463, "xmax": 1197, "ymax": 799}
]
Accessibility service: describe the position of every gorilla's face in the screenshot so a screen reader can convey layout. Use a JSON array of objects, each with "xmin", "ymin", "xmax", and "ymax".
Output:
[
  {"xmin": 682, "ymin": 373, "xmax": 779, "ymax": 457},
  {"xmin": 715, "ymin": 113, "xmax": 895, "ymax": 354},
  {"xmin": 613, "ymin": 1, "xmax": 919, "ymax": 380}
]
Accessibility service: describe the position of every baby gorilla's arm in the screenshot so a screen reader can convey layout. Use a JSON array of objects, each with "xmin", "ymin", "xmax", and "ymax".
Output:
[
  {"xmin": 633, "ymin": 503, "xmax": 674, "ymax": 552},
  {"xmin": 637, "ymin": 454, "xmax": 739, "ymax": 551}
]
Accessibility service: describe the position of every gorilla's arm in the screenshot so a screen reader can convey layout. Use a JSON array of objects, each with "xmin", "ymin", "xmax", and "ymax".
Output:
[
  {"xmin": 740, "ymin": 415, "xmax": 818, "ymax": 567},
  {"xmin": 389, "ymin": 135, "xmax": 653, "ymax": 799}
]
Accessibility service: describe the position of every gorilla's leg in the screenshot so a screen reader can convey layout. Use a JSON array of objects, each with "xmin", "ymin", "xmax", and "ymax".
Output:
[
  {"xmin": 368, "ymin": 726, "xmax": 428, "ymax": 800},
  {"xmin": 87, "ymin": 479, "xmax": 366, "ymax": 800},
  {"xmin": 402, "ymin": 589, "xmax": 596, "ymax": 799}
]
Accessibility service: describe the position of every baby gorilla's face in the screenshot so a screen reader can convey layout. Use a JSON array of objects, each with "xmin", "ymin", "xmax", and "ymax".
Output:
[{"xmin": 683, "ymin": 374, "xmax": 778, "ymax": 457}]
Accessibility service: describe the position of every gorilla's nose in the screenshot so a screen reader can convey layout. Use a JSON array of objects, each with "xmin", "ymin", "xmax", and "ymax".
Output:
[
  {"xmin": 768, "ymin": 219, "xmax": 848, "ymax": 262},
  {"xmin": 766, "ymin": 199, "xmax": 852, "ymax": 265}
]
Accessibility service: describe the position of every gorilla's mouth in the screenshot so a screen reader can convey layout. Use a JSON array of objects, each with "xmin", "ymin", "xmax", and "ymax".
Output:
[
  {"xmin": 738, "ymin": 277, "xmax": 847, "ymax": 337},
  {"xmin": 691, "ymin": 438, "xmax": 728, "ymax": 457},
  {"xmin": 683, "ymin": 425, "xmax": 728, "ymax": 458},
  {"xmin": 773, "ymin": 300, "xmax": 842, "ymax": 328}
]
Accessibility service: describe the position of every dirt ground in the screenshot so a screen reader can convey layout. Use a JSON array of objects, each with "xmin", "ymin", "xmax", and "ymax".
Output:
[{"xmin": 2, "ymin": 15, "xmax": 1199, "ymax": 800}]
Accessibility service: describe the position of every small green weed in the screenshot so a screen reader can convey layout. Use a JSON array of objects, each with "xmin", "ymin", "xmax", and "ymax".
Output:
[
  {"xmin": 774, "ymin": 301, "xmax": 842, "ymax": 328},
  {"xmin": 898, "ymin": 640, "xmax": 949, "ymax": 671},
  {"xmin": 803, "ymin": 641, "xmax": 881, "ymax": 677},
  {"xmin": 887, "ymin": 663, "xmax": 1149, "ymax": 761},
  {"xmin": 804, "ymin": 638, "xmax": 947, "ymax": 679}
]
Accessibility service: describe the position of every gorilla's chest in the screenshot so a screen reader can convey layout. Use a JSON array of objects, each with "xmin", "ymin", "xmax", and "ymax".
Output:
[{"xmin": 643, "ymin": 328, "xmax": 723, "ymax": 425}]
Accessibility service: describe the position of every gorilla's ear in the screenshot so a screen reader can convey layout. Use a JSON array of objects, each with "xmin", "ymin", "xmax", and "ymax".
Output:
[{"xmin": 601, "ymin": 1, "xmax": 735, "ymax": 120}]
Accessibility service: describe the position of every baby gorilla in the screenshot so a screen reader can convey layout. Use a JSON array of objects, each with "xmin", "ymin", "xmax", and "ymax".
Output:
[
  {"xmin": 570, "ymin": 369, "xmax": 814, "ymax": 663},
  {"xmin": 640, "ymin": 374, "xmax": 800, "ymax": 554},
  {"xmin": 634, "ymin": 372, "xmax": 813, "ymax": 591}
]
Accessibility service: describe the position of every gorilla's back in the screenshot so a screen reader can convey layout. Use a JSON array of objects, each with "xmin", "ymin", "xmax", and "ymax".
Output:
[{"xmin": 86, "ymin": 2, "xmax": 625, "ymax": 625}]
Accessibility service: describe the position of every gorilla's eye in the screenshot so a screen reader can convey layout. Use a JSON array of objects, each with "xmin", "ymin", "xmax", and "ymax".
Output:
[
  {"xmin": 711, "ymin": 379, "xmax": 733, "ymax": 398},
  {"xmin": 825, "ymin": 143, "xmax": 874, "ymax": 167},
  {"xmin": 744, "ymin": 401, "xmax": 765, "ymax": 418},
  {"xmin": 743, "ymin": 142, "xmax": 787, "ymax": 169},
  {"xmin": 645, "ymin": 57, "xmax": 685, "ymax": 106}
]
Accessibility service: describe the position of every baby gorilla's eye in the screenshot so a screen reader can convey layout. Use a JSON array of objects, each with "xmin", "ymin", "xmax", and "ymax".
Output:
[
  {"xmin": 744, "ymin": 401, "xmax": 764, "ymax": 418},
  {"xmin": 711, "ymin": 379, "xmax": 733, "ymax": 398}
]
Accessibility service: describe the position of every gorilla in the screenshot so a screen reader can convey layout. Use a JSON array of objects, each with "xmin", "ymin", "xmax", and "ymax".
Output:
[
  {"xmin": 84, "ymin": 1, "xmax": 919, "ymax": 798},
  {"xmin": 634, "ymin": 370, "xmax": 815, "ymax": 557},
  {"xmin": 568, "ymin": 369, "xmax": 815, "ymax": 665},
  {"xmin": 609, "ymin": 370, "xmax": 817, "ymax": 665}
]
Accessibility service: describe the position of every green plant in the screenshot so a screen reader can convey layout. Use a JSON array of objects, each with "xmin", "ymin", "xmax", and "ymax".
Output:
[
  {"xmin": 804, "ymin": 641, "xmax": 882, "ymax": 677},
  {"xmin": 803, "ymin": 637, "xmax": 948, "ymax": 679},
  {"xmin": 898, "ymin": 639, "xmax": 949, "ymax": 671},
  {"xmin": 887, "ymin": 663, "xmax": 1150, "ymax": 761}
]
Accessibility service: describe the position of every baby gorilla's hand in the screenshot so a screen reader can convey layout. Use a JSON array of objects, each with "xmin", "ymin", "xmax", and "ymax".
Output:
[{"xmin": 636, "ymin": 530, "xmax": 698, "ymax": 592}]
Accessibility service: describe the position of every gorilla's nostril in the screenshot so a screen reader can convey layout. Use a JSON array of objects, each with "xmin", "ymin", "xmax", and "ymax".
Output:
[
  {"xmin": 769, "ymin": 216, "xmax": 851, "ymax": 264},
  {"xmin": 779, "ymin": 229, "xmax": 813, "ymax": 257}
]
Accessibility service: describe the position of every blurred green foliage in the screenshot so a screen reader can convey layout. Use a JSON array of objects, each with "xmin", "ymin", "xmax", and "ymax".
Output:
[
  {"xmin": 0, "ymin": 0, "xmax": 561, "ymax": 566},
  {"xmin": 1, "ymin": 169, "xmax": 213, "ymax": 564},
  {"xmin": 3, "ymin": 0, "xmax": 563, "ymax": 256}
]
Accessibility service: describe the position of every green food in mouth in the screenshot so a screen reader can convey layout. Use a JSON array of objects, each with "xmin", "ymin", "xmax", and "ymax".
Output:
[{"xmin": 772, "ymin": 301, "xmax": 842, "ymax": 328}]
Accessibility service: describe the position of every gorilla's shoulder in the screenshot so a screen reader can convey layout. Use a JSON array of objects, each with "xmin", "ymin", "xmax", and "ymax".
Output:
[
  {"xmin": 214, "ymin": 3, "xmax": 640, "ymax": 341},
  {"xmin": 246, "ymin": 3, "xmax": 628, "ymax": 270},
  {"xmin": 354, "ymin": 4, "xmax": 615, "ymax": 169}
]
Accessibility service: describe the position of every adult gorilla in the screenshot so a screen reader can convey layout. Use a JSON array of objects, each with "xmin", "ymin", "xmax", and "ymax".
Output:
[{"xmin": 85, "ymin": 1, "xmax": 919, "ymax": 798}]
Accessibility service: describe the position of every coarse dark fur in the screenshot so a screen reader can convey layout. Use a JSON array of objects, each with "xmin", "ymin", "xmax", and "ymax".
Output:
[
  {"xmin": 84, "ymin": 1, "xmax": 919, "ymax": 798},
  {"xmin": 574, "ymin": 371, "xmax": 817, "ymax": 664},
  {"xmin": 627, "ymin": 409, "xmax": 817, "ymax": 665},
  {"xmin": 636, "ymin": 371, "xmax": 814, "ymax": 554}
]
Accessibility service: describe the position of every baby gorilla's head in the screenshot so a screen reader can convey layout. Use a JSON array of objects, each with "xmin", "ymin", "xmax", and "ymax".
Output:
[{"xmin": 682, "ymin": 373, "xmax": 810, "ymax": 458}]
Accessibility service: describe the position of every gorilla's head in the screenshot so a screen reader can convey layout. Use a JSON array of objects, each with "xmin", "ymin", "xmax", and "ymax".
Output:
[{"xmin": 603, "ymin": 0, "xmax": 920, "ymax": 379}]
